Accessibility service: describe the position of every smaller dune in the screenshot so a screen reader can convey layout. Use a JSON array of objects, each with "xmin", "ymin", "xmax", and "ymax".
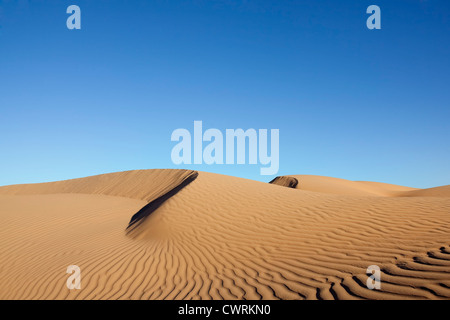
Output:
[
  {"xmin": 399, "ymin": 185, "xmax": 450, "ymax": 198},
  {"xmin": 270, "ymin": 175, "xmax": 450, "ymax": 198},
  {"xmin": 272, "ymin": 175, "xmax": 419, "ymax": 197}
]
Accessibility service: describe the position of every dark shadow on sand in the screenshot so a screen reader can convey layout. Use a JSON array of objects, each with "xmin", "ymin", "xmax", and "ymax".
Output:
[
  {"xmin": 269, "ymin": 176, "xmax": 299, "ymax": 189},
  {"xmin": 126, "ymin": 170, "xmax": 198, "ymax": 232}
]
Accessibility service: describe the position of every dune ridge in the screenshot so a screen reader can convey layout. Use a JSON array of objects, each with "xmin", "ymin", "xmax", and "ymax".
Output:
[
  {"xmin": 397, "ymin": 185, "xmax": 450, "ymax": 198},
  {"xmin": 0, "ymin": 169, "xmax": 197, "ymax": 202},
  {"xmin": 0, "ymin": 170, "xmax": 449, "ymax": 300},
  {"xmin": 274, "ymin": 175, "xmax": 450, "ymax": 198},
  {"xmin": 127, "ymin": 171, "xmax": 198, "ymax": 232}
]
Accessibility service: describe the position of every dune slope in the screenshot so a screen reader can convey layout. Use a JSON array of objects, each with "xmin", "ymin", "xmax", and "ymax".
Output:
[
  {"xmin": 0, "ymin": 169, "xmax": 197, "ymax": 202},
  {"xmin": 277, "ymin": 175, "xmax": 430, "ymax": 197},
  {"xmin": 0, "ymin": 170, "xmax": 449, "ymax": 300},
  {"xmin": 399, "ymin": 185, "xmax": 450, "ymax": 198}
]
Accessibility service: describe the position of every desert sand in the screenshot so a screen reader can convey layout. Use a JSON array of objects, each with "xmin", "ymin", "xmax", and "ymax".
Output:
[{"xmin": 0, "ymin": 169, "xmax": 449, "ymax": 300}]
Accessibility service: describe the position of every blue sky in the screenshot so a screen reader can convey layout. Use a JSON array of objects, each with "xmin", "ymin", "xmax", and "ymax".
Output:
[{"xmin": 0, "ymin": 0, "xmax": 449, "ymax": 188}]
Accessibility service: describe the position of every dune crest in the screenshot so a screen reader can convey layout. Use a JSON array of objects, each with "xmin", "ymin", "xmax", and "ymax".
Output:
[
  {"xmin": 0, "ymin": 169, "xmax": 197, "ymax": 202},
  {"xmin": 398, "ymin": 185, "xmax": 450, "ymax": 198}
]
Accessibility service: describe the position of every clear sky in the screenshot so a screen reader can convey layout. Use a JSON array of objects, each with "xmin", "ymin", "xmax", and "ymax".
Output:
[{"xmin": 0, "ymin": 0, "xmax": 449, "ymax": 188}]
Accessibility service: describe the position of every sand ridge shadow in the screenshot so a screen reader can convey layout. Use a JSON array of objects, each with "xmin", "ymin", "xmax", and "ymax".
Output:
[{"xmin": 126, "ymin": 170, "xmax": 199, "ymax": 233}]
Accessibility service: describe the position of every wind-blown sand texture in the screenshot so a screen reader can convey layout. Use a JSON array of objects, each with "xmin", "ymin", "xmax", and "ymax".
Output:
[{"xmin": 0, "ymin": 169, "xmax": 449, "ymax": 300}]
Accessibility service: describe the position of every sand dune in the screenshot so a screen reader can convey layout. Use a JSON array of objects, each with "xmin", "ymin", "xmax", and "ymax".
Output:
[
  {"xmin": 276, "ymin": 174, "xmax": 450, "ymax": 198},
  {"xmin": 0, "ymin": 170, "xmax": 449, "ymax": 300},
  {"xmin": 398, "ymin": 185, "xmax": 450, "ymax": 198},
  {"xmin": 274, "ymin": 175, "xmax": 420, "ymax": 197},
  {"xmin": 0, "ymin": 169, "xmax": 196, "ymax": 202}
]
